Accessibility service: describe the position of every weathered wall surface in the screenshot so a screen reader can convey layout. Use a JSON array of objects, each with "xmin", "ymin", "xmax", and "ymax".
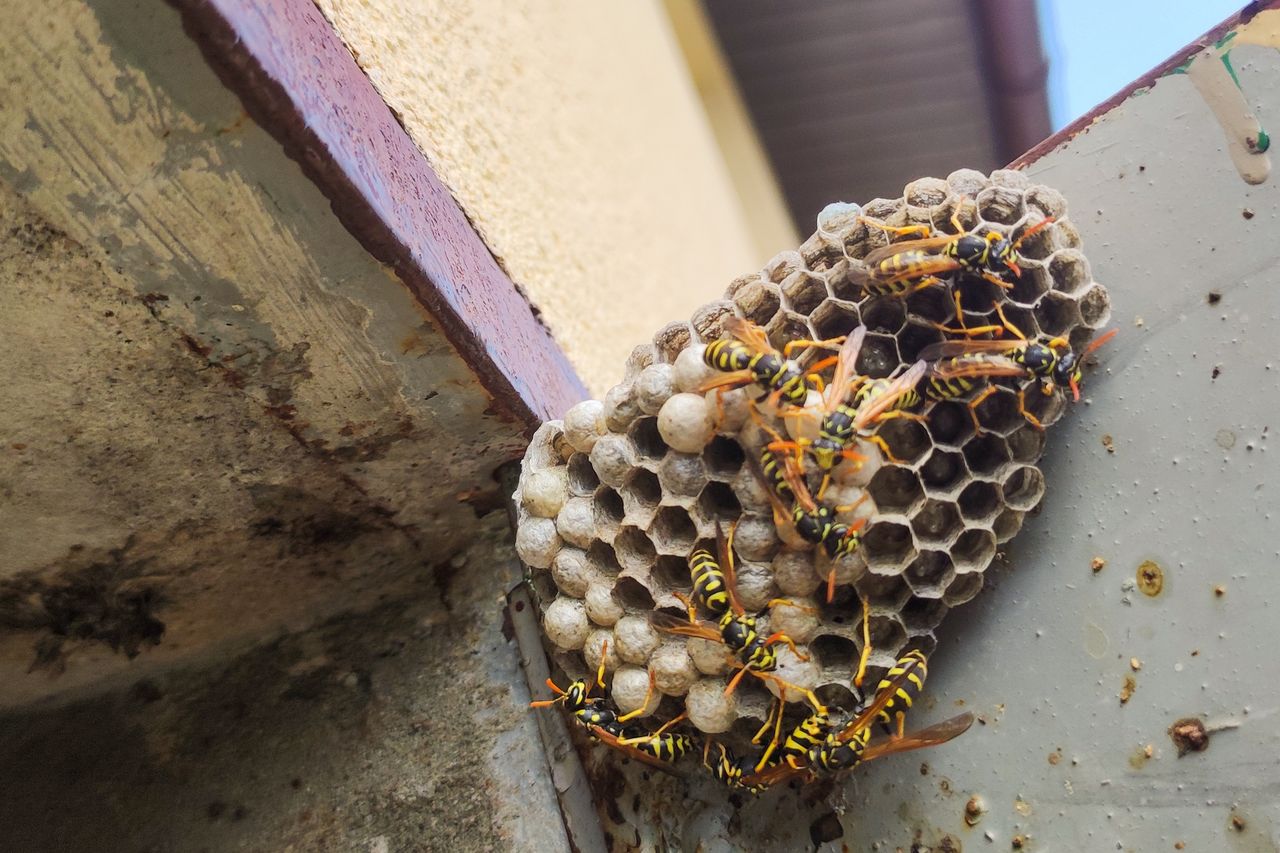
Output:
[
  {"xmin": 0, "ymin": 521, "xmax": 567, "ymax": 853},
  {"xmin": 0, "ymin": 0, "xmax": 526, "ymax": 707},
  {"xmin": 313, "ymin": 0, "xmax": 778, "ymax": 396}
]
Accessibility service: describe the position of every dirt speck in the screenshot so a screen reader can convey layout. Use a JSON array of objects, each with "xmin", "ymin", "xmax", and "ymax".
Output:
[
  {"xmin": 1214, "ymin": 584, "xmax": 1226, "ymax": 597},
  {"xmin": 1212, "ymin": 365, "xmax": 1222, "ymax": 380},
  {"xmin": 964, "ymin": 794, "xmax": 985, "ymax": 826},
  {"xmin": 1242, "ymin": 208, "xmax": 1255, "ymax": 220},
  {"xmin": 1136, "ymin": 561, "xmax": 1164, "ymax": 596},
  {"xmin": 1101, "ymin": 434, "xmax": 1115, "ymax": 454},
  {"xmin": 1120, "ymin": 675, "xmax": 1137, "ymax": 705},
  {"xmin": 1169, "ymin": 717, "xmax": 1210, "ymax": 756},
  {"xmin": 1091, "ymin": 556, "xmax": 1106, "ymax": 573},
  {"xmin": 1047, "ymin": 749, "xmax": 1062, "ymax": 765},
  {"xmin": 1230, "ymin": 811, "xmax": 1247, "ymax": 831},
  {"xmin": 1207, "ymin": 290, "xmax": 1223, "ymax": 304},
  {"xmin": 1130, "ymin": 657, "xmax": 1142, "ymax": 671},
  {"xmin": 1012, "ymin": 835, "xmax": 1027, "ymax": 850}
]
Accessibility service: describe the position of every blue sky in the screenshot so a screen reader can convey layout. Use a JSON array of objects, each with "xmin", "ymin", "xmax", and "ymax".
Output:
[{"xmin": 1039, "ymin": 0, "xmax": 1244, "ymax": 128}]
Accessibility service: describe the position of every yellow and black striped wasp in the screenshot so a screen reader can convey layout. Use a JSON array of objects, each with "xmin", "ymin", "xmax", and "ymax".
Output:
[
  {"xmin": 851, "ymin": 210, "xmax": 1056, "ymax": 298},
  {"xmin": 530, "ymin": 641, "xmax": 695, "ymax": 770},
  {"xmin": 739, "ymin": 656, "xmax": 974, "ymax": 791},
  {"xmin": 750, "ymin": 325, "xmax": 872, "ymax": 500},
  {"xmin": 704, "ymin": 740, "xmax": 770, "ymax": 795},
  {"xmin": 652, "ymin": 522, "xmax": 812, "ymax": 698},
  {"xmin": 752, "ymin": 450, "xmax": 867, "ymax": 601},
  {"xmin": 701, "ymin": 315, "xmax": 843, "ymax": 411},
  {"xmin": 920, "ymin": 302, "xmax": 1118, "ymax": 430}
]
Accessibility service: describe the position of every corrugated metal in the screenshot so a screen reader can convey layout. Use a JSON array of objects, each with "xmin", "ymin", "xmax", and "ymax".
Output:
[{"xmin": 705, "ymin": 0, "xmax": 1006, "ymax": 227}]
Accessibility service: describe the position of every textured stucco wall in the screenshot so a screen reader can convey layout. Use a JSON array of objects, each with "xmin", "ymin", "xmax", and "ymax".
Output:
[{"xmin": 313, "ymin": 0, "xmax": 771, "ymax": 397}]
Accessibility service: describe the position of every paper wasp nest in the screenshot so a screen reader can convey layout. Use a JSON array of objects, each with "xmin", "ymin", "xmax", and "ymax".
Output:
[{"xmin": 515, "ymin": 170, "xmax": 1111, "ymax": 734}]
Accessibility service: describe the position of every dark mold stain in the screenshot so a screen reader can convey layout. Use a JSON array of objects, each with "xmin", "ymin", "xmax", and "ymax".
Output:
[{"xmin": 0, "ymin": 538, "xmax": 166, "ymax": 673}]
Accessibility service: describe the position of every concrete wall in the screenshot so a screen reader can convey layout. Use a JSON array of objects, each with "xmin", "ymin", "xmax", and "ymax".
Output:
[
  {"xmin": 0, "ymin": 0, "xmax": 526, "ymax": 708},
  {"xmin": 313, "ymin": 0, "xmax": 790, "ymax": 396}
]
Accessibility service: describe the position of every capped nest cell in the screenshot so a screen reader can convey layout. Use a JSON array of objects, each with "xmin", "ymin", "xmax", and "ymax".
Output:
[{"xmin": 515, "ymin": 169, "xmax": 1111, "ymax": 737}]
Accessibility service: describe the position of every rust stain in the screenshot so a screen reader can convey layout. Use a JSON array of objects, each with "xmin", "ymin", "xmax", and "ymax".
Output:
[
  {"xmin": 399, "ymin": 330, "xmax": 430, "ymax": 356},
  {"xmin": 1169, "ymin": 717, "xmax": 1210, "ymax": 757},
  {"xmin": 1120, "ymin": 675, "xmax": 1137, "ymax": 705},
  {"xmin": 1137, "ymin": 560, "xmax": 1164, "ymax": 596}
]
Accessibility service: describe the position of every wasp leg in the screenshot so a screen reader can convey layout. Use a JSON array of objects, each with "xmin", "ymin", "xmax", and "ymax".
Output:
[
  {"xmin": 528, "ymin": 677, "xmax": 567, "ymax": 708},
  {"xmin": 931, "ymin": 290, "xmax": 1005, "ymax": 338},
  {"xmin": 723, "ymin": 664, "xmax": 751, "ymax": 698},
  {"xmin": 966, "ymin": 386, "xmax": 998, "ymax": 435},
  {"xmin": 872, "ymin": 410, "xmax": 928, "ymax": 425},
  {"xmin": 616, "ymin": 668, "xmax": 657, "ymax": 723},
  {"xmin": 755, "ymin": 697, "xmax": 788, "ymax": 771},
  {"xmin": 763, "ymin": 631, "xmax": 809, "ymax": 662},
  {"xmin": 854, "ymin": 597, "xmax": 872, "ymax": 688},
  {"xmin": 866, "ymin": 432, "xmax": 906, "ymax": 465},
  {"xmin": 980, "ymin": 269, "xmax": 1014, "ymax": 290},
  {"xmin": 1017, "ymin": 386, "xmax": 1047, "ymax": 431},
  {"xmin": 906, "ymin": 274, "xmax": 949, "ymax": 295},
  {"xmin": 617, "ymin": 710, "xmax": 689, "ymax": 745},
  {"xmin": 766, "ymin": 438, "xmax": 808, "ymax": 470},
  {"xmin": 859, "ymin": 215, "xmax": 934, "ymax": 240},
  {"xmin": 767, "ymin": 598, "xmax": 817, "ymax": 615},
  {"xmin": 673, "ymin": 591, "xmax": 699, "ymax": 625},
  {"xmin": 992, "ymin": 302, "xmax": 1029, "ymax": 341},
  {"xmin": 782, "ymin": 336, "xmax": 847, "ymax": 359}
]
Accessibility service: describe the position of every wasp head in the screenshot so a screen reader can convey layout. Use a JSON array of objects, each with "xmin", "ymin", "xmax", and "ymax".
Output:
[
  {"xmin": 810, "ymin": 438, "xmax": 841, "ymax": 471},
  {"xmin": 1052, "ymin": 351, "xmax": 1083, "ymax": 401}
]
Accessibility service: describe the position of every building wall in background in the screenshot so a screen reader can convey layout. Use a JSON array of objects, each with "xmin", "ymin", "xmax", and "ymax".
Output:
[{"xmin": 314, "ymin": 0, "xmax": 794, "ymax": 396}]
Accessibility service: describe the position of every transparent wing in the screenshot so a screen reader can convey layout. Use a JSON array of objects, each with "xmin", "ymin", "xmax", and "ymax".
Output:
[
  {"xmin": 649, "ymin": 611, "xmax": 722, "ymax": 643},
  {"xmin": 927, "ymin": 356, "xmax": 1027, "ymax": 381},
  {"xmin": 823, "ymin": 325, "xmax": 867, "ymax": 415},
  {"xmin": 857, "ymin": 712, "xmax": 976, "ymax": 763},
  {"xmin": 861, "ymin": 234, "xmax": 958, "ymax": 267},
  {"xmin": 853, "ymin": 361, "xmax": 927, "ymax": 429},
  {"xmin": 722, "ymin": 315, "xmax": 776, "ymax": 356},
  {"xmin": 917, "ymin": 338, "xmax": 1028, "ymax": 362}
]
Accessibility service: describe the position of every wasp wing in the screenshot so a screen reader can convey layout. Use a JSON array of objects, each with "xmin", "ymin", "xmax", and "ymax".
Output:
[
  {"xmin": 589, "ymin": 725, "xmax": 690, "ymax": 773},
  {"xmin": 721, "ymin": 315, "xmax": 776, "ymax": 356},
  {"xmin": 857, "ymin": 712, "xmax": 975, "ymax": 763},
  {"xmin": 927, "ymin": 355, "xmax": 1028, "ymax": 381},
  {"xmin": 853, "ymin": 361, "xmax": 927, "ymax": 429},
  {"xmin": 649, "ymin": 611, "xmax": 722, "ymax": 643},
  {"xmin": 716, "ymin": 521, "xmax": 745, "ymax": 616},
  {"xmin": 917, "ymin": 338, "xmax": 1030, "ymax": 362},
  {"xmin": 861, "ymin": 234, "xmax": 958, "ymax": 267},
  {"xmin": 821, "ymin": 325, "xmax": 866, "ymax": 416}
]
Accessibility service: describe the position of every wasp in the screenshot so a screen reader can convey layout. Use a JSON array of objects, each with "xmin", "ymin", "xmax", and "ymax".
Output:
[
  {"xmin": 531, "ymin": 641, "xmax": 695, "ymax": 769},
  {"xmin": 752, "ymin": 693, "xmax": 833, "ymax": 772},
  {"xmin": 754, "ymin": 450, "xmax": 867, "ymax": 582},
  {"xmin": 739, "ymin": 656, "xmax": 974, "ymax": 791},
  {"xmin": 851, "ymin": 210, "xmax": 1056, "ymax": 298},
  {"xmin": 704, "ymin": 740, "xmax": 769, "ymax": 795},
  {"xmin": 868, "ymin": 649, "xmax": 928, "ymax": 738},
  {"xmin": 652, "ymin": 522, "xmax": 812, "ymax": 698},
  {"xmin": 750, "ymin": 325, "xmax": 872, "ymax": 500},
  {"xmin": 920, "ymin": 302, "xmax": 1118, "ymax": 430},
  {"xmin": 701, "ymin": 315, "xmax": 843, "ymax": 410}
]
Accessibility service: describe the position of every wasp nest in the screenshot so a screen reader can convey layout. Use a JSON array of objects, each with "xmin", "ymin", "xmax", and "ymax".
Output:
[{"xmin": 515, "ymin": 169, "xmax": 1110, "ymax": 735}]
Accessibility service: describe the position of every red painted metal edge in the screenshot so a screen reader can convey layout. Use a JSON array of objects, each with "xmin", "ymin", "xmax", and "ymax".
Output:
[
  {"xmin": 169, "ymin": 0, "xmax": 588, "ymax": 431},
  {"xmin": 1010, "ymin": 0, "xmax": 1280, "ymax": 169}
]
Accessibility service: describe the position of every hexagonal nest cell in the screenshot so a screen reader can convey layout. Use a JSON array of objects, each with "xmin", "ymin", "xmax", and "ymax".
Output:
[{"xmin": 515, "ymin": 170, "xmax": 1111, "ymax": 738}]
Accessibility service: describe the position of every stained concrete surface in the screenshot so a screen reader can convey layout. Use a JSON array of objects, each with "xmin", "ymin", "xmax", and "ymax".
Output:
[{"xmin": 0, "ymin": 517, "xmax": 565, "ymax": 853}]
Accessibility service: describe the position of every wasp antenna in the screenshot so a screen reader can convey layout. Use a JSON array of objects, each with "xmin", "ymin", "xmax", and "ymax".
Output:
[{"xmin": 1081, "ymin": 328, "xmax": 1119, "ymax": 358}]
